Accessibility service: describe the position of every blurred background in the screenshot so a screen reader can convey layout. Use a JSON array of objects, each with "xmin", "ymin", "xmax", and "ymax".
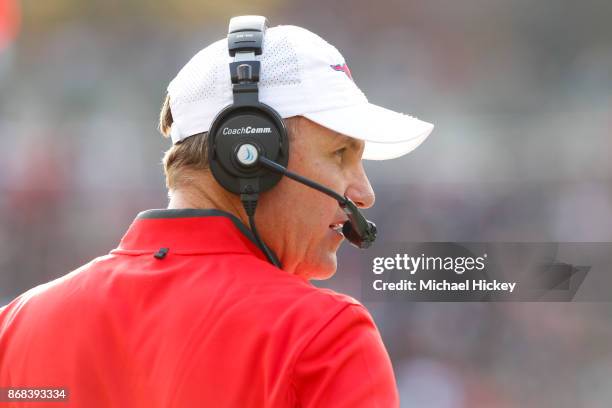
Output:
[{"xmin": 1, "ymin": 0, "xmax": 612, "ymax": 406}]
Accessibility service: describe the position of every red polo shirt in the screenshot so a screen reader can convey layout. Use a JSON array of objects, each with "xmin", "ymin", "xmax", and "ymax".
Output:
[{"xmin": 0, "ymin": 209, "xmax": 399, "ymax": 407}]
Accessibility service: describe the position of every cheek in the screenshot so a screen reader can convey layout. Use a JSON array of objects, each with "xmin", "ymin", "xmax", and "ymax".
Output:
[
  {"xmin": 258, "ymin": 171, "xmax": 340, "ymax": 250},
  {"xmin": 259, "ymin": 146, "xmax": 344, "ymax": 228},
  {"xmin": 291, "ymin": 153, "xmax": 345, "ymax": 195},
  {"xmin": 266, "ymin": 177, "xmax": 334, "ymax": 227}
]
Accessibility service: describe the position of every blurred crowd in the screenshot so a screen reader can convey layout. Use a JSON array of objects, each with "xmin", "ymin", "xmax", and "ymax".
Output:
[{"xmin": 1, "ymin": 0, "xmax": 612, "ymax": 406}]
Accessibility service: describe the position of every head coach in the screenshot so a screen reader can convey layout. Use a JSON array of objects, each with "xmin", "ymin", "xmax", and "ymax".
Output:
[{"xmin": 0, "ymin": 16, "xmax": 433, "ymax": 407}]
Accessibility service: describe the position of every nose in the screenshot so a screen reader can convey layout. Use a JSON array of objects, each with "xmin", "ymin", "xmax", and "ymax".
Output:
[{"xmin": 345, "ymin": 165, "xmax": 375, "ymax": 209}]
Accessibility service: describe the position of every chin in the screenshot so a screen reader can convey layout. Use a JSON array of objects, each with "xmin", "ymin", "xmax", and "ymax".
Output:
[{"xmin": 296, "ymin": 251, "xmax": 338, "ymax": 281}]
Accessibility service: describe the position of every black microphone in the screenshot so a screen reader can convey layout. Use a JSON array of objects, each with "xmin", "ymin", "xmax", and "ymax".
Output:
[{"xmin": 258, "ymin": 156, "xmax": 377, "ymax": 249}]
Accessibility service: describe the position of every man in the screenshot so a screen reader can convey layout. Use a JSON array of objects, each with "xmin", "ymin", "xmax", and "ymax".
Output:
[{"xmin": 0, "ymin": 19, "xmax": 433, "ymax": 407}]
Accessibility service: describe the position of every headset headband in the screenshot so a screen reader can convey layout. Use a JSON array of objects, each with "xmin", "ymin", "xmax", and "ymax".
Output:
[
  {"xmin": 228, "ymin": 16, "xmax": 267, "ymax": 57},
  {"xmin": 227, "ymin": 16, "xmax": 268, "ymax": 106}
]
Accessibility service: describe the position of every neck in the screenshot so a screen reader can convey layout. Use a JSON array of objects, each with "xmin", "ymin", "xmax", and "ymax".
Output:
[{"xmin": 167, "ymin": 172, "xmax": 248, "ymax": 226}]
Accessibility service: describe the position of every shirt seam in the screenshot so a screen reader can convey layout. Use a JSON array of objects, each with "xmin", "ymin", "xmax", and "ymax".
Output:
[
  {"xmin": 288, "ymin": 301, "xmax": 356, "ymax": 404},
  {"xmin": 349, "ymin": 305, "xmax": 384, "ymax": 408}
]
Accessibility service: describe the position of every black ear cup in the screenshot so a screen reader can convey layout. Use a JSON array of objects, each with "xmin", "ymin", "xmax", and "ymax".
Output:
[{"xmin": 208, "ymin": 103, "xmax": 289, "ymax": 194}]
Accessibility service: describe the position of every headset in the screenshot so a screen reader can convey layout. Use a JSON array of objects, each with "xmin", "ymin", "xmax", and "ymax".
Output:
[{"xmin": 207, "ymin": 15, "xmax": 377, "ymax": 268}]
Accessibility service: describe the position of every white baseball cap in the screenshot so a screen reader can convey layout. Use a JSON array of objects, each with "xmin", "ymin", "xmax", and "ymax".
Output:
[{"xmin": 167, "ymin": 24, "xmax": 434, "ymax": 160}]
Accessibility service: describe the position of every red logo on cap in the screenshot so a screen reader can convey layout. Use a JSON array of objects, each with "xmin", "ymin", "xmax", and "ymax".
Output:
[{"xmin": 330, "ymin": 63, "xmax": 353, "ymax": 80}]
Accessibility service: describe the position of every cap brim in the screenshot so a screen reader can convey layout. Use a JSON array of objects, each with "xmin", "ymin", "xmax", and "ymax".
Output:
[{"xmin": 302, "ymin": 102, "xmax": 434, "ymax": 160}]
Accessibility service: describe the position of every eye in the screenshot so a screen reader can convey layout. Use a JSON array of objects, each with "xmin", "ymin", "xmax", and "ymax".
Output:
[{"xmin": 333, "ymin": 147, "xmax": 347, "ymax": 158}]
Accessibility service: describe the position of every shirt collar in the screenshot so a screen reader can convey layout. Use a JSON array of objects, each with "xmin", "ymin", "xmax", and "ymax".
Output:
[{"xmin": 112, "ymin": 208, "xmax": 268, "ymax": 261}]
